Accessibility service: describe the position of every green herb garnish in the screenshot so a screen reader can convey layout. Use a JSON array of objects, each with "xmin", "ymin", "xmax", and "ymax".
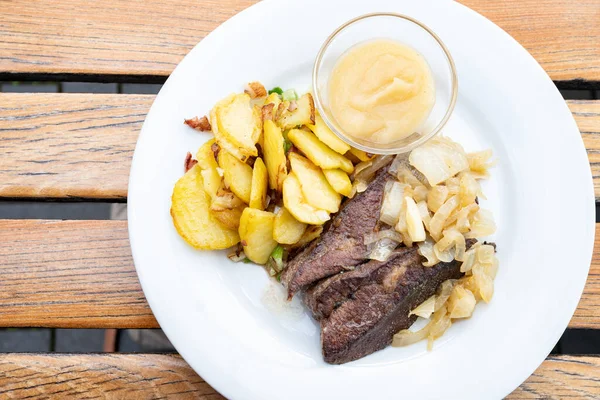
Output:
[
  {"xmin": 243, "ymin": 257, "xmax": 252, "ymax": 264},
  {"xmin": 282, "ymin": 89, "xmax": 298, "ymax": 102},
  {"xmin": 268, "ymin": 87, "xmax": 283, "ymax": 96}
]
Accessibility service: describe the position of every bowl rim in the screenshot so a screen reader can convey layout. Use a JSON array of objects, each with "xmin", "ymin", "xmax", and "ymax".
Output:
[{"xmin": 312, "ymin": 12, "xmax": 459, "ymax": 154}]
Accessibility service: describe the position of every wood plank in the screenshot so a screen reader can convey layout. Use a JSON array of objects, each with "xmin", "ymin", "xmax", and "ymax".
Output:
[
  {"xmin": 0, "ymin": 219, "xmax": 598, "ymax": 329},
  {"xmin": 0, "ymin": 0, "xmax": 598, "ymax": 82},
  {"xmin": 0, "ymin": 93, "xmax": 152, "ymax": 199},
  {"xmin": 2, "ymin": 95, "xmax": 600, "ymax": 200},
  {"xmin": 0, "ymin": 354, "xmax": 224, "ymax": 399},
  {"xmin": 507, "ymin": 356, "xmax": 600, "ymax": 399},
  {"xmin": 0, "ymin": 353, "xmax": 596, "ymax": 399},
  {"xmin": 570, "ymin": 100, "xmax": 600, "ymax": 200},
  {"xmin": 0, "ymin": 219, "xmax": 158, "ymax": 328}
]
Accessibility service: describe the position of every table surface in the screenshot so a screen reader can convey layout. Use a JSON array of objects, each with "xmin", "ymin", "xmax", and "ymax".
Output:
[{"xmin": 0, "ymin": 0, "xmax": 599, "ymax": 398}]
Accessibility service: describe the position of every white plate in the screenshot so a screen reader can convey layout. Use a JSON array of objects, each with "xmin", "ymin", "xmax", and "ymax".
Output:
[{"xmin": 128, "ymin": 0, "xmax": 595, "ymax": 398}]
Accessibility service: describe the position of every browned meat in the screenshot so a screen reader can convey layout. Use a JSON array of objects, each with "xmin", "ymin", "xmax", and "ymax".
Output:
[
  {"xmin": 281, "ymin": 164, "xmax": 391, "ymax": 298},
  {"xmin": 317, "ymin": 247, "xmax": 464, "ymax": 364}
]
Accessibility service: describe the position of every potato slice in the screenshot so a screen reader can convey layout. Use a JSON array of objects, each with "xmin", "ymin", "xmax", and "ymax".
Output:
[
  {"xmin": 287, "ymin": 129, "xmax": 354, "ymax": 173},
  {"xmin": 249, "ymin": 158, "xmax": 268, "ymax": 210},
  {"xmin": 263, "ymin": 120, "xmax": 288, "ymax": 191},
  {"xmin": 210, "ymin": 183, "xmax": 245, "ymax": 211},
  {"xmin": 348, "ymin": 148, "xmax": 374, "ymax": 162},
  {"xmin": 291, "ymin": 225, "xmax": 324, "ymax": 248},
  {"xmin": 171, "ymin": 166, "xmax": 239, "ymax": 249},
  {"xmin": 196, "ymin": 139, "xmax": 221, "ymax": 199},
  {"xmin": 218, "ymin": 151, "xmax": 253, "ymax": 204},
  {"xmin": 239, "ymin": 208, "xmax": 278, "ymax": 264},
  {"xmin": 282, "ymin": 173, "xmax": 330, "ymax": 225},
  {"xmin": 211, "ymin": 207, "xmax": 244, "ymax": 230},
  {"xmin": 322, "ymin": 169, "xmax": 352, "ymax": 197},
  {"xmin": 278, "ymin": 93, "xmax": 315, "ymax": 130},
  {"xmin": 273, "ymin": 207, "xmax": 307, "ymax": 244},
  {"xmin": 210, "ymin": 93, "xmax": 262, "ymax": 162},
  {"xmin": 306, "ymin": 114, "xmax": 350, "ymax": 154},
  {"xmin": 264, "ymin": 93, "xmax": 281, "ymax": 115},
  {"xmin": 288, "ymin": 153, "xmax": 341, "ymax": 213}
]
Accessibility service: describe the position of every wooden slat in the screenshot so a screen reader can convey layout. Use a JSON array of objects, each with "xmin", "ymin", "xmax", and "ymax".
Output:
[
  {"xmin": 0, "ymin": 219, "xmax": 158, "ymax": 328},
  {"xmin": 0, "ymin": 0, "xmax": 598, "ymax": 82},
  {"xmin": 0, "ymin": 354, "xmax": 224, "ymax": 399},
  {"xmin": 570, "ymin": 100, "xmax": 600, "ymax": 200},
  {"xmin": 0, "ymin": 93, "xmax": 152, "ymax": 199},
  {"xmin": 0, "ymin": 353, "xmax": 597, "ymax": 399},
  {"xmin": 0, "ymin": 218, "xmax": 598, "ymax": 329},
  {"xmin": 2, "ymin": 95, "xmax": 600, "ymax": 200}
]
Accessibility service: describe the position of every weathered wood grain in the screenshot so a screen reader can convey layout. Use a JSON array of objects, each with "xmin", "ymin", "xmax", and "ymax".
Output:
[
  {"xmin": 0, "ymin": 0, "xmax": 597, "ymax": 82},
  {"xmin": 0, "ymin": 219, "xmax": 598, "ymax": 329},
  {"xmin": 0, "ymin": 93, "xmax": 152, "ymax": 199},
  {"xmin": 1, "ymin": 95, "xmax": 599, "ymax": 200},
  {"xmin": 0, "ymin": 353, "xmax": 596, "ymax": 399},
  {"xmin": 0, "ymin": 219, "xmax": 158, "ymax": 328},
  {"xmin": 507, "ymin": 356, "xmax": 600, "ymax": 399},
  {"xmin": 570, "ymin": 100, "xmax": 600, "ymax": 199},
  {"xmin": 0, "ymin": 353, "xmax": 225, "ymax": 399}
]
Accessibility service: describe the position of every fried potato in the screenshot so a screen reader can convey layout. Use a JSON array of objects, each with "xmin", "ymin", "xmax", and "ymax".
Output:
[
  {"xmin": 218, "ymin": 151, "xmax": 253, "ymax": 204},
  {"xmin": 171, "ymin": 165, "xmax": 239, "ymax": 249},
  {"xmin": 322, "ymin": 168, "xmax": 352, "ymax": 197},
  {"xmin": 288, "ymin": 153, "xmax": 341, "ymax": 213},
  {"xmin": 287, "ymin": 129, "xmax": 354, "ymax": 174},
  {"xmin": 196, "ymin": 139, "xmax": 221, "ymax": 199},
  {"xmin": 211, "ymin": 207, "xmax": 244, "ymax": 230},
  {"xmin": 282, "ymin": 173, "xmax": 330, "ymax": 225},
  {"xmin": 244, "ymin": 82, "xmax": 267, "ymax": 99},
  {"xmin": 263, "ymin": 120, "xmax": 287, "ymax": 191},
  {"xmin": 211, "ymin": 183, "xmax": 245, "ymax": 211},
  {"xmin": 278, "ymin": 93, "xmax": 315, "ymax": 130},
  {"xmin": 249, "ymin": 157, "xmax": 268, "ymax": 210},
  {"xmin": 348, "ymin": 148, "xmax": 374, "ymax": 162},
  {"xmin": 273, "ymin": 207, "xmax": 307, "ymax": 244},
  {"xmin": 292, "ymin": 225, "xmax": 324, "ymax": 248},
  {"xmin": 239, "ymin": 208, "xmax": 278, "ymax": 264},
  {"xmin": 210, "ymin": 93, "xmax": 262, "ymax": 162},
  {"xmin": 306, "ymin": 114, "xmax": 350, "ymax": 154},
  {"xmin": 264, "ymin": 93, "xmax": 281, "ymax": 117}
]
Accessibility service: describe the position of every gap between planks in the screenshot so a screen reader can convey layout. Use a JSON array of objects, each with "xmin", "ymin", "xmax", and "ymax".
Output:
[
  {"xmin": 0, "ymin": 218, "xmax": 598, "ymax": 329},
  {"xmin": 0, "ymin": 95, "xmax": 599, "ymax": 200},
  {"xmin": 0, "ymin": 353, "xmax": 597, "ymax": 399}
]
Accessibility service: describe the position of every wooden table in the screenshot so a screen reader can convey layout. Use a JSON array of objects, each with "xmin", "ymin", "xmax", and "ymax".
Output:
[{"xmin": 1, "ymin": 0, "xmax": 599, "ymax": 398}]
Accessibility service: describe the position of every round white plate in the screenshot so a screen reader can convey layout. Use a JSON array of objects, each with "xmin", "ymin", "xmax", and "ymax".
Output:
[{"xmin": 128, "ymin": 0, "xmax": 595, "ymax": 398}]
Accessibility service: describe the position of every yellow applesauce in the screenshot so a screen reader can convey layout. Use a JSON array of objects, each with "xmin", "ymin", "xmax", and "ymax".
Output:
[{"xmin": 329, "ymin": 39, "xmax": 435, "ymax": 144}]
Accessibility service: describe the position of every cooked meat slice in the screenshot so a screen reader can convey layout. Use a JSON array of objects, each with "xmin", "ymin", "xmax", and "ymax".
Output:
[
  {"xmin": 320, "ymin": 249, "xmax": 464, "ymax": 364},
  {"xmin": 281, "ymin": 164, "xmax": 391, "ymax": 298},
  {"xmin": 305, "ymin": 248, "xmax": 418, "ymax": 320}
]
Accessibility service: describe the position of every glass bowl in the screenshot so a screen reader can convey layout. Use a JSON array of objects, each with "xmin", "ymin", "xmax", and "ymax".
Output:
[{"xmin": 312, "ymin": 13, "xmax": 457, "ymax": 154}]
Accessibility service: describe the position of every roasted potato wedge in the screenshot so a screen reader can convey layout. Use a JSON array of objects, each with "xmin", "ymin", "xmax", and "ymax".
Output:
[
  {"xmin": 288, "ymin": 153, "xmax": 341, "ymax": 213},
  {"xmin": 278, "ymin": 93, "xmax": 315, "ymax": 130},
  {"xmin": 196, "ymin": 139, "xmax": 221, "ymax": 199},
  {"xmin": 348, "ymin": 148, "xmax": 374, "ymax": 162},
  {"xmin": 210, "ymin": 93, "xmax": 262, "ymax": 162},
  {"xmin": 263, "ymin": 119, "xmax": 287, "ymax": 191},
  {"xmin": 249, "ymin": 157, "xmax": 268, "ymax": 210},
  {"xmin": 273, "ymin": 207, "xmax": 307, "ymax": 244},
  {"xmin": 239, "ymin": 208, "xmax": 278, "ymax": 264},
  {"xmin": 306, "ymin": 114, "xmax": 350, "ymax": 154},
  {"xmin": 211, "ymin": 207, "xmax": 244, "ymax": 230},
  {"xmin": 171, "ymin": 165, "xmax": 239, "ymax": 249},
  {"xmin": 287, "ymin": 129, "xmax": 354, "ymax": 174},
  {"xmin": 218, "ymin": 151, "xmax": 253, "ymax": 204},
  {"xmin": 282, "ymin": 173, "xmax": 330, "ymax": 225},
  {"xmin": 322, "ymin": 168, "xmax": 352, "ymax": 197}
]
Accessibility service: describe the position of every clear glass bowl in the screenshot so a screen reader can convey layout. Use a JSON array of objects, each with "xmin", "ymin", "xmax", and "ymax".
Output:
[{"xmin": 312, "ymin": 13, "xmax": 457, "ymax": 154}]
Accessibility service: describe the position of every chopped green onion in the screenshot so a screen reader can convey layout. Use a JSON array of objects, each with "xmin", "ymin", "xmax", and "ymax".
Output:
[
  {"xmin": 282, "ymin": 89, "xmax": 298, "ymax": 102},
  {"xmin": 243, "ymin": 257, "xmax": 252, "ymax": 264},
  {"xmin": 268, "ymin": 87, "xmax": 283, "ymax": 96},
  {"xmin": 283, "ymin": 139, "xmax": 293, "ymax": 153},
  {"xmin": 270, "ymin": 245, "xmax": 285, "ymax": 271}
]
